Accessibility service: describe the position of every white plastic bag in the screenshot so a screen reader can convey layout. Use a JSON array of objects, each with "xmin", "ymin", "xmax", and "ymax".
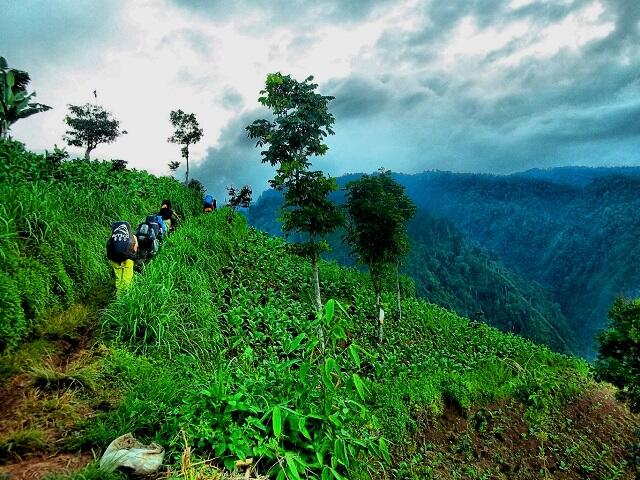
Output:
[{"xmin": 100, "ymin": 433, "xmax": 165, "ymax": 474}]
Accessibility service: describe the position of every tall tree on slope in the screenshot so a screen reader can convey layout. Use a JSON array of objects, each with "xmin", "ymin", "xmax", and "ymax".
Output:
[
  {"xmin": 246, "ymin": 72, "xmax": 343, "ymax": 312},
  {"xmin": 345, "ymin": 169, "xmax": 416, "ymax": 342},
  {"xmin": 168, "ymin": 109, "xmax": 203, "ymax": 184}
]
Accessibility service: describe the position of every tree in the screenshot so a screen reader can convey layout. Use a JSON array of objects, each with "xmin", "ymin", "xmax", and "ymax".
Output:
[
  {"xmin": 0, "ymin": 57, "xmax": 51, "ymax": 139},
  {"xmin": 344, "ymin": 169, "xmax": 416, "ymax": 341},
  {"xmin": 63, "ymin": 103, "xmax": 126, "ymax": 160},
  {"xmin": 168, "ymin": 109, "xmax": 203, "ymax": 185},
  {"xmin": 226, "ymin": 185, "xmax": 253, "ymax": 211},
  {"xmin": 594, "ymin": 297, "xmax": 640, "ymax": 413},
  {"xmin": 246, "ymin": 73, "xmax": 342, "ymax": 312}
]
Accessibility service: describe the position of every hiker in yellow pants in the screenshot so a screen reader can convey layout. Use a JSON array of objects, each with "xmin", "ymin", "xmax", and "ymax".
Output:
[
  {"xmin": 111, "ymin": 258, "xmax": 135, "ymax": 294},
  {"xmin": 107, "ymin": 222, "xmax": 138, "ymax": 295}
]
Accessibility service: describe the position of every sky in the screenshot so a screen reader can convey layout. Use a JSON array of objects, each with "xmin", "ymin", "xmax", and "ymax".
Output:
[{"xmin": 2, "ymin": 0, "xmax": 639, "ymax": 201}]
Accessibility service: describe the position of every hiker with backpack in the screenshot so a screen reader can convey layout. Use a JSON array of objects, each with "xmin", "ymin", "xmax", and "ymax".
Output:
[
  {"xmin": 203, "ymin": 195, "xmax": 216, "ymax": 213},
  {"xmin": 135, "ymin": 215, "xmax": 162, "ymax": 261},
  {"xmin": 106, "ymin": 221, "xmax": 138, "ymax": 294},
  {"xmin": 159, "ymin": 199, "xmax": 180, "ymax": 234}
]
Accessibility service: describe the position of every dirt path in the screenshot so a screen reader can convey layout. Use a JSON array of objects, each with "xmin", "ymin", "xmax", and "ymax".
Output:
[{"xmin": 0, "ymin": 288, "xmax": 113, "ymax": 479}]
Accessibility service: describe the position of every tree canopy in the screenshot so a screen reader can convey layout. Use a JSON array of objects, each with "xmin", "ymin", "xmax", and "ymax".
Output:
[
  {"xmin": 168, "ymin": 109, "xmax": 203, "ymax": 185},
  {"xmin": 63, "ymin": 103, "xmax": 126, "ymax": 160}
]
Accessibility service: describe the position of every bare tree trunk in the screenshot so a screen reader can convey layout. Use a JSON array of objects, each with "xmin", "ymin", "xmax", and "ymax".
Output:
[
  {"xmin": 312, "ymin": 251, "xmax": 322, "ymax": 311},
  {"xmin": 84, "ymin": 146, "xmax": 91, "ymax": 160},
  {"xmin": 184, "ymin": 146, "xmax": 190, "ymax": 185},
  {"xmin": 396, "ymin": 262, "xmax": 402, "ymax": 322},
  {"xmin": 312, "ymin": 250, "xmax": 325, "ymax": 348},
  {"xmin": 376, "ymin": 291, "xmax": 385, "ymax": 343}
]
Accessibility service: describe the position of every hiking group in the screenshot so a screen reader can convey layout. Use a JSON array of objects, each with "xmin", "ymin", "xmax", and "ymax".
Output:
[
  {"xmin": 106, "ymin": 199, "xmax": 179, "ymax": 294},
  {"xmin": 107, "ymin": 195, "xmax": 216, "ymax": 294}
]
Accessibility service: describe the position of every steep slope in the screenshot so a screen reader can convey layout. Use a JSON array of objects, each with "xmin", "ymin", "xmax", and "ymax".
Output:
[
  {"xmin": 398, "ymin": 171, "xmax": 640, "ymax": 357},
  {"xmin": 92, "ymin": 212, "xmax": 635, "ymax": 479},
  {"xmin": 249, "ymin": 191, "xmax": 575, "ymax": 354}
]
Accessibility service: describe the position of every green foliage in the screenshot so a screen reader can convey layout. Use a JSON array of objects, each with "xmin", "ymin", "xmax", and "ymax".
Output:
[
  {"xmin": 345, "ymin": 169, "xmax": 416, "ymax": 275},
  {"xmin": 0, "ymin": 56, "xmax": 51, "ymax": 139},
  {"xmin": 595, "ymin": 297, "xmax": 640, "ymax": 412},
  {"xmin": 167, "ymin": 109, "xmax": 203, "ymax": 184},
  {"xmin": 0, "ymin": 140, "xmax": 201, "ymax": 352},
  {"xmin": 92, "ymin": 210, "xmax": 591, "ymax": 478},
  {"xmin": 246, "ymin": 72, "xmax": 335, "ymax": 177},
  {"xmin": 226, "ymin": 184, "xmax": 253, "ymax": 211},
  {"xmin": 344, "ymin": 169, "xmax": 416, "ymax": 339},
  {"xmin": 246, "ymin": 73, "xmax": 343, "ymax": 309},
  {"xmin": 63, "ymin": 103, "xmax": 126, "ymax": 159}
]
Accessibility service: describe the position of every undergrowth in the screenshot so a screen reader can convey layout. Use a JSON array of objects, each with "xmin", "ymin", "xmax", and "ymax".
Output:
[
  {"xmin": 0, "ymin": 139, "xmax": 202, "ymax": 351},
  {"xmin": 89, "ymin": 211, "xmax": 594, "ymax": 479}
]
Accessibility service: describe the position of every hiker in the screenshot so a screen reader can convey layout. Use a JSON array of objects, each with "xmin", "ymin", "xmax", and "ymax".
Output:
[
  {"xmin": 106, "ymin": 221, "xmax": 138, "ymax": 294},
  {"xmin": 203, "ymin": 194, "xmax": 216, "ymax": 213},
  {"xmin": 136, "ymin": 216, "xmax": 161, "ymax": 261},
  {"xmin": 159, "ymin": 199, "xmax": 180, "ymax": 234}
]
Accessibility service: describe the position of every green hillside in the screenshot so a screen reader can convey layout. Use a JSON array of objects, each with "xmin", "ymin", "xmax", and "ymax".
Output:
[
  {"xmin": 249, "ymin": 192, "xmax": 575, "ymax": 354},
  {"xmin": 0, "ymin": 142, "xmax": 637, "ymax": 479}
]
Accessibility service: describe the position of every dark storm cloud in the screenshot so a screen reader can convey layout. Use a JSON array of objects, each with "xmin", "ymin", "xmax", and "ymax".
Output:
[
  {"xmin": 0, "ymin": 0, "xmax": 124, "ymax": 69},
  {"xmin": 219, "ymin": 88, "xmax": 245, "ymax": 109},
  {"xmin": 190, "ymin": 109, "xmax": 274, "ymax": 201},
  {"xmin": 186, "ymin": 0, "xmax": 639, "ymax": 197},
  {"xmin": 325, "ymin": 76, "xmax": 395, "ymax": 120},
  {"xmin": 170, "ymin": 0, "xmax": 393, "ymax": 24}
]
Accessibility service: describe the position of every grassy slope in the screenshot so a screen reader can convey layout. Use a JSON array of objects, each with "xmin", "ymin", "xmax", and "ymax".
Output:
[
  {"xmin": 0, "ymin": 143, "xmax": 637, "ymax": 478},
  {"xmin": 91, "ymin": 212, "xmax": 636, "ymax": 479}
]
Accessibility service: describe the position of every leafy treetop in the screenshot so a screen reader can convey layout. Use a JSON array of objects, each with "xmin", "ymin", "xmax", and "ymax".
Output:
[
  {"xmin": 345, "ymin": 169, "xmax": 417, "ymax": 273},
  {"xmin": 595, "ymin": 297, "xmax": 640, "ymax": 413},
  {"xmin": 63, "ymin": 103, "xmax": 126, "ymax": 160},
  {"xmin": 167, "ymin": 109, "xmax": 203, "ymax": 184},
  {"xmin": 246, "ymin": 72, "xmax": 335, "ymax": 190}
]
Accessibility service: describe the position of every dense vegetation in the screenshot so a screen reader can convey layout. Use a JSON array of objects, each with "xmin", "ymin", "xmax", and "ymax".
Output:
[
  {"xmin": 0, "ymin": 139, "xmax": 201, "ymax": 351},
  {"xmin": 251, "ymin": 167, "xmax": 640, "ymax": 358},
  {"xmin": 395, "ymin": 170, "xmax": 640, "ymax": 358},
  {"xmin": 249, "ymin": 191, "xmax": 575, "ymax": 354},
  {"xmin": 0, "ymin": 143, "xmax": 637, "ymax": 478}
]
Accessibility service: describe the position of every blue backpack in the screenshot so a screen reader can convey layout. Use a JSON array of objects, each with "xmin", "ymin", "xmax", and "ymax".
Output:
[{"xmin": 203, "ymin": 195, "xmax": 213, "ymax": 207}]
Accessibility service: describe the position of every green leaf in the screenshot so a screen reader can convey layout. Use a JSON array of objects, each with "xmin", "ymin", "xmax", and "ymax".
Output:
[
  {"xmin": 286, "ymin": 452, "xmax": 302, "ymax": 480},
  {"xmin": 329, "ymin": 467, "xmax": 345, "ymax": 480},
  {"xmin": 288, "ymin": 332, "xmax": 305, "ymax": 353},
  {"xmin": 353, "ymin": 373, "xmax": 366, "ymax": 401},
  {"xmin": 348, "ymin": 344, "xmax": 361, "ymax": 368},
  {"xmin": 272, "ymin": 405, "xmax": 282, "ymax": 438},
  {"xmin": 298, "ymin": 416, "xmax": 311, "ymax": 440},
  {"xmin": 325, "ymin": 299, "xmax": 335, "ymax": 322}
]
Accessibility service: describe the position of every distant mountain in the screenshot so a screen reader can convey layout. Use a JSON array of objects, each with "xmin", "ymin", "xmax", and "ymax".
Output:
[
  {"xmin": 397, "ymin": 170, "xmax": 640, "ymax": 358},
  {"xmin": 513, "ymin": 166, "xmax": 640, "ymax": 187},
  {"xmin": 249, "ymin": 191, "xmax": 575, "ymax": 354},
  {"xmin": 250, "ymin": 166, "xmax": 640, "ymax": 358}
]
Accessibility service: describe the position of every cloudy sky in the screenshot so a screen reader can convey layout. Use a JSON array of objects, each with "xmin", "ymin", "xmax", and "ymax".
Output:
[{"xmin": 3, "ymin": 0, "xmax": 639, "ymax": 200}]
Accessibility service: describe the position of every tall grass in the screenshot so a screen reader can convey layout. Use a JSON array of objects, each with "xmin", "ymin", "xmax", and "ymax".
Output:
[{"xmin": 0, "ymin": 139, "xmax": 202, "ymax": 351}]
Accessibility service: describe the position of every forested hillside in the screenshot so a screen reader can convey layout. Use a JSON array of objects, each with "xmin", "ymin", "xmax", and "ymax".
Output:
[
  {"xmin": 249, "ymin": 191, "xmax": 575, "ymax": 354},
  {"xmin": 1, "ymin": 142, "xmax": 637, "ymax": 479},
  {"xmin": 397, "ymin": 170, "xmax": 640, "ymax": 358},
  {"xmin": 252, "ymin": 168, "xmax": 640, "ymax": 358}
]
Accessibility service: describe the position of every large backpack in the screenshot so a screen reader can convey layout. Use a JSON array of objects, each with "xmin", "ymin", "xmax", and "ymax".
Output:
[
  {"xmin": 145, "ymin": 215, "xmax": 162, "ymax": 240},
  {"xmin": 203, "ymin": 195, "xmax": 213, "ymax": 207},
  {"xmin": 107, "ymin": 222, "xmax": 133, "ymax": 263},
  {"xmin": 136, "ymin": 222, "xmax": 159, "ymax": 258}
]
